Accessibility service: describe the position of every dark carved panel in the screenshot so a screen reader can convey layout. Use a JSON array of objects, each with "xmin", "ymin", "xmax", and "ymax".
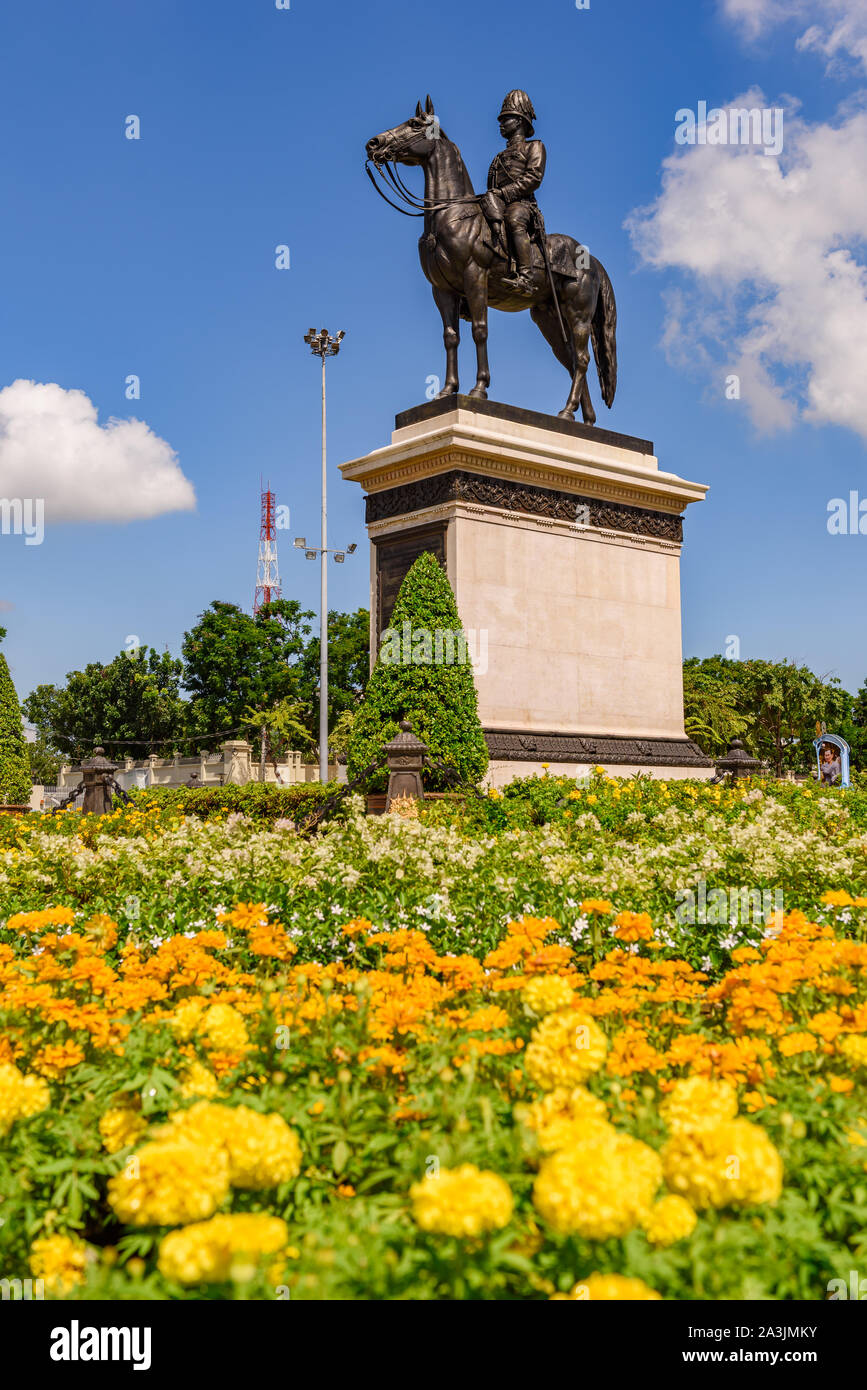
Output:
[
  {"xmin": 374, "ymin": 522, "xmax": 447, "ymax": 643},
  {"xmin": 484, "ymin": 728, "xmax": 713, "ymax": 767},
  {"xmin": 366, "ymin": 470, "xmax": 683, "ymax": 543}
]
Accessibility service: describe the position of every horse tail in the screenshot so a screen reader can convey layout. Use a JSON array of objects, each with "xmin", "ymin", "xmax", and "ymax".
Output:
[{"xmin": 589, "ymin": 255, "xmax": 617, "ymax": 409}]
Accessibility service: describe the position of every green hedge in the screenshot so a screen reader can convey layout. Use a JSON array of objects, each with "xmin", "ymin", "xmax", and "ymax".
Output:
[
  {"xmin": 0, "ymin": 641, "xmax": 31, "ymax": 806},
  {"xmin": 127, "ymin": 781, "xmax": 337, "ymax": 825},
  {"xmin": 347, "ymin": 552, "xmax": 489, "ymax": 790}
]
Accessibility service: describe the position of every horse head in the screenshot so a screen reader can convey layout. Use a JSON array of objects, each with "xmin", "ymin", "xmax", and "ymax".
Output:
[{"xmin": 366, "ymin": 95, "xmax": 441, "ymax": 167}]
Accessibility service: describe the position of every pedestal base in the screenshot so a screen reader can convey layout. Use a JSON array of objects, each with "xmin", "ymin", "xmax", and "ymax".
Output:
[{"xmin": 340, "ymin": 397, "xmax": 714, "ymax": 784}]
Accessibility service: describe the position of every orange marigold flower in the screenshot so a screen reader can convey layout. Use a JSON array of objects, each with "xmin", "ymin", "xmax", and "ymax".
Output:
[
  {"xmin": 31, "ymin": 1042, "xmax": 86, "ymax": 1079},
  {"xmin": 821, "ymin": 891, "xmax": 855, "ymax": 908},
  {"xmin": 777, "ymin": 1031, "xmax": 818, "ymax": 1057},
  {"xmin": 612, "ymin": 911, "xmax": 654, "ymax": 943},
  {"xmin": 218, "ymin": 902, "xmax": 270, "ymax": 931},
  {"xmin": 828, "ymin": 1074, "xmax": 854, "ymax": 1093}
]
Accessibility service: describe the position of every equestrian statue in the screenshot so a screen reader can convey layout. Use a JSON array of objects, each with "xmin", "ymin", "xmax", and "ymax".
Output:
[{"xmin": 366, "ymin": 92, "xmax": 617, "ymax": 424}]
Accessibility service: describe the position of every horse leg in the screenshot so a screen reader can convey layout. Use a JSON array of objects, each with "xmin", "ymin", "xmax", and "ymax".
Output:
[
  {"xmin": 432, "ymin": 286, "xmax": 460, "ymax": 397},
  {"xmin": 578, "ymin": 377, "xmax": 596, "ymax": 427},
  {"xmin": 463, "ymin": 266, "xmax": 490, "ymax": 400},
  {"xmin": 558, "ymin": 311, "xmax": 592, "ymax": 422}
]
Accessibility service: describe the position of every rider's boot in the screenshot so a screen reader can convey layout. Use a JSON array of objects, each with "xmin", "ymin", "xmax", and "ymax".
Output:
[{"xmin": 503, "ymin": 232, "xmax": 537, "ymax": 295}]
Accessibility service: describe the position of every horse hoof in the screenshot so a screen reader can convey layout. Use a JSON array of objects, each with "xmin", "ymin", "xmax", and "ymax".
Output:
[
  {"xmin": 557, "ymin": 409, "xmax": 575, "ymax": 421},
  {"xmin": 469, "ymin": 387, "xmax": 488, "ymax": 401},
  {"xmin": 435, "ymin": 387, "xmax": 458, "ymax": 400}
]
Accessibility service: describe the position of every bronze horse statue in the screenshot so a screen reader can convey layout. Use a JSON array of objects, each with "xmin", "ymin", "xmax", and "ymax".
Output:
[{"xmin": 366, "ymin": 96, "xmax": 617, "ymax": 424}]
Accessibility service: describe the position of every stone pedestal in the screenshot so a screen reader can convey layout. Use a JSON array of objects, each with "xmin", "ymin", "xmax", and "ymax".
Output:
[{"xmin": 340, "ymin": 396, "xmax": 713, "ymax": 784}]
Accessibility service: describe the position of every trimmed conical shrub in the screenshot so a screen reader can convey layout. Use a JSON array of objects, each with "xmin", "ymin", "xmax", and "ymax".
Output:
[
  {"xmin": 347, "ymin": 552, "xmax": 489, "ymax": 790},
  {"xmin": 0, "ymin": 630, "xmax": 32, "ymax": 805}
]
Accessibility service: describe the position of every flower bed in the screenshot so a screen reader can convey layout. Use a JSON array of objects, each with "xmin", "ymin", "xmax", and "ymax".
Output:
[{"xmin": 0, "ymin": 774, "xmax": 865, "ymax": 1300}]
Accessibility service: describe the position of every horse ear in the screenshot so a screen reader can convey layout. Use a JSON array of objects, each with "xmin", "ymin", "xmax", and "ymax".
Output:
[
  {"xmin": 415, "ymin": 100, "xmax": 424, "ymax": 118},
  {"xmin": 425, "ymin": 95, "xmax": 435, "ymax": 115}
]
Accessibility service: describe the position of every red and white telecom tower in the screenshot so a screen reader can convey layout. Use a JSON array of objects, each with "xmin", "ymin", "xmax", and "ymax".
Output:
[{"xmin": 253, "ymin": 484, "xmax": 281, "ymax": 614}]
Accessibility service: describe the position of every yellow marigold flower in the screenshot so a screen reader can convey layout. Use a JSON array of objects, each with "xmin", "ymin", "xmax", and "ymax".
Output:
[
  {"xmin": 662, "ymin": 1118, "xmax": 783, "ymax": 1210},
  {"xmin": 822, "ymin": 891, "xmax": 854, "ymax": 907},
  {"xmin": 107, "ymin": 1139, "xmax": 230, "ymax": 1226},
  {"xmin": 158, "ymin": 1102, "xmax": 302, "ymax": 1189},
  {"xmin": 0, "ymin": 1061, "xmax": 51, "ymax": 1136},
  {"xmin": 157, "ymin": 1213, "xmax": 288, "ymax": 1285},
  {"xmin": 579, "ymin": 899, "xmax": 613, "ymax": 915},
  {"xmin": 847, "ymin": 1119, "xmax": 867, "ymax": 1148},
  {"xmin": 516, "ymin": 1085, "xmax": 610, "ymax": 1152},
  {"xmin": 641, "ymin": 1194, "xmax": 697, "ymax": 1247},
  {"xmin": 522, "ymin": 975, "xmax": 575, "ymax": 1015},
  {"xmin": 838, "ymin": 1035, "xmax": 867, "ymax": 1069},
  {"xmin": 525, "ymin": 1009, "xmax": 608, "ymax": 1090},
  {"xmin": 660, "ymin": 1076, "xmax": 739, "ymax": 1135},
  {"xmin": 199, "ymin": 1003, "xmax": 249, "ymax": 1053},
  {"xmin": 172, "ymin": 998, "xmax": 206, "ymax": 1040},
  {"xmin": 29, "ymin": 1233, "xmax": 90, "ymax": 1295},
  {"xmin": 533, "ymin": 1130, "xmax": 661, "ymax": 1238},
  {"xmin": 551, "ymin": 1273, "xmax": 662, "ymax": 1301},
  {"xmin": 410, "ymin": 1164, "xmax": 513, "ymax": 1238},
  {"xmin": 99, "ymin": 1106, "xmax": 147, "ymax": 1154},
  {"xmin": 177, "ymin": 1060, "xmax": 220, "ymax": 1099}
]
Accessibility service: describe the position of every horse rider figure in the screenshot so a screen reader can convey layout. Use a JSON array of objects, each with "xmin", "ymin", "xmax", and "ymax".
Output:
[{"xmin": 481, "ymin": 90, "xmax": 546, "ymax": 296}]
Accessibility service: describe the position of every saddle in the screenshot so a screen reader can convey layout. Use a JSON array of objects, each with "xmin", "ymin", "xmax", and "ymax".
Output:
[{"xmin": 478, "ymin": 206, "xmax": 585, "ymax": 282}]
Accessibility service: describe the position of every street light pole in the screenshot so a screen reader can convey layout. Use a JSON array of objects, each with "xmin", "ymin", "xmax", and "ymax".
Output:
[
  {"xmin": 304, "ymin": 328, "xmax": 345, "ymax": 782},
  {"xmin": 319, "ymin": 350, "xmax": 327, "ymax": 784}
]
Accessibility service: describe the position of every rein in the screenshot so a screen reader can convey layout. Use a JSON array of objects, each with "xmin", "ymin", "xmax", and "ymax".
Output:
[{"xmin": 365, "ymin": 159, "xmax": 481, "ymax": 219}]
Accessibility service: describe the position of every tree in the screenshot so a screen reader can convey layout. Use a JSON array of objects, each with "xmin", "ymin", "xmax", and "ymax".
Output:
[
  {"xmin": 682, "ymin": 661, "xmax": 748, "ymax": 755},
  {"xmin": 682, "ymin": 655, "xmax": 851, "ymax": 775},
  {"xmin": 347, "ymin": 552, "xmax": 488, "ymax": 789},
  {"xmin": 0, "ymin": 629, "xmax": 34, "ymax": 804},
  {"xmin": 181, "ymin": 599, "xmax": 314, "ymax": 742},
  {"xmin": 26, "ymin": 731, "xmax": 62, "ymax": 786},
  {"xmin": 243, "ymin": 698, "xmax": 314, "ymax": 775},
  {"xmin": 328, "ymin": 710, "xmax": 356, "ymax": 761},
  {"xmin": 296, "ymin": 607, "xmax": 370, "ymax": 737},
  {"xmin": 23, "ymin": 647, "xmax": 188, "ymax": 762}
]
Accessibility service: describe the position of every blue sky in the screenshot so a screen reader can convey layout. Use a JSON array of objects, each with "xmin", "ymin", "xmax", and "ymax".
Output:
[{"xmin": 2, "ymin": 0, "xmax": 866, "ymax": 709}]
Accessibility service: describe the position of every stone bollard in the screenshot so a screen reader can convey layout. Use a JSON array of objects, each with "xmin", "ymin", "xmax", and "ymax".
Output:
[
  {"xmin": 79, "ymin": 747, "xmax": 120, "ymax": 815},
  {"xmin": 714, "ymin": 739, "xmax": 761, "ymax": 782},
  {"xmin": 383, "ymin": 721, "xmax": 427, "ymax": 810}
]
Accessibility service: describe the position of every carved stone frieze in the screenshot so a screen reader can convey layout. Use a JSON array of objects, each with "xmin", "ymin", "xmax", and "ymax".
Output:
[
  {"xmin": 484, "ymin": 728, "xmax": 713, "ymax": 767},
  {"xmin": 365, "ymin": 469, "xmax": 683, "ymax": 543}
]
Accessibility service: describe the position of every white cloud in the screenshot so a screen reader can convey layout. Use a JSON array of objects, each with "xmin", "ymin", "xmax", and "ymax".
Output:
[
  {"xmin": 626, "ymin": 96, "xmax": 867, "ymax": 439},
  {"xmin": 0, "ymin": 380, "xmax": 196, "ymax": 523},
  {"xmin": 720, "ymin": 0, "xmax": 867, "ymax": 75}
]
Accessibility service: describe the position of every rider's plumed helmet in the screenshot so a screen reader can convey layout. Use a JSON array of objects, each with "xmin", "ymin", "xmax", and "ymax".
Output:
[{"xmin": 498, "ymin": 90, "xmax": 536, "ymax": 137}]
